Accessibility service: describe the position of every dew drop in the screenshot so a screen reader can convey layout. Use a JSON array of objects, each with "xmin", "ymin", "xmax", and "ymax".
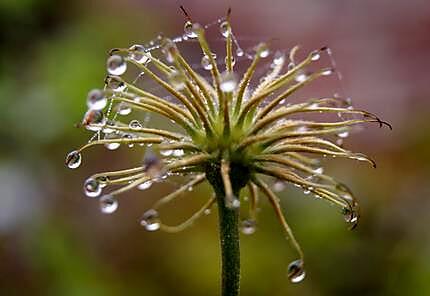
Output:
[
  {"xmin": 138, "ymin": 180, "xmax": 153, "ymax": 190},
  {"xmin": 241, "ymin": 219, "xmax": 257, "ymax": 235},
  {"xmin": 172, "ymin": 149, "xmax": 184, "ymax": 157},
  {"xmin": 313, "ymin": 167, "xmax": 324, "ymax": 174},
  {"xmin": 87, "ymin": 89, "xmax": 107, "ymax": 110},
  {"xmin": 321, "ymin": 68, "xmax": 333, "ymax": 76},
  {"xmin": 105, "ymin": 142, "xmax": 120, "ymax": 150},
  {"xmin": 220, "ymin": 72, "xmax": 237, "ymax": 93},
  {"xmin": 204, "ymin": 208, "xmax": 211, "ymax": 215},
  {"xmin": 184, "ymin": 21, "xmax": 198, "ymax": 38},
  {"xmin": 117, "ymin": 103, "xmax": 132, "ymax": 115},
  {"xmin": 201, "ymin": 55, "xmax": 213, "ymax": 70},
  {"xmin": 129, "ymin": 44, "xmax": 152, "ymax": 64},
  {"xmin": 219, "ymin": 21, "xmax": 230, "ymax": 38},
  {"xmin": 168, "ymin": 70, "xmax": 186, "ymax": 90},
  {"xmin": 342, "ymin": 207, "xmax": 358, "ymax": 224},
  {"xmin": 287, "ymin": 259, "xmax": 306, "ymax": 283},
  {"xmin": 256, "ymin": 43, "xmax": 270, "ymax": 58},
  {"xmin": 273, "ymin": 180, "xmax": 286, "ymax": 192},
  {"xmin": 160, "ymin": 149, "xmax": 173, "ymax": 156},
  {"xmin": 236, "ymin": 48, "xmax": 244, "ymax": 57},
  {"xmin": 295, "ymin": 73, "xmax": 307, "ymax": 82},
  {"xmin": 129, "ymin": 120, "xmax": 142, "ymax": 130},
  {"xmin": 273, "ymin": 51, "xmax": 285, "ymax": 66},
  {"xmin": 310, "ymin": 50, "xmax": 321, "ymax": 61},
  {"xmin": 65, "ymin": 150, "xmax": 82, "ymax": 169},
  {"xmin": 84, "ymin": 178, "xmax": 101, "ymax": 198},
  {"xmin": 337, "ymin": 131, "xmax": 349, "ymax": 138},
  {"xmin": 226, "ymin": 196, "xmax": 240, "ymax": 209},
  {"xmin": 99, "ymin": 195, "xmax": 118, "ymax": 214},
  {"xmin": 106, "ymin": 76, "xmax": 126, "ymax": 92},
  {"xmin": 82, "ymin": 109, "xmax": 106, "ymax": 131},
  {"xmin": 140, "ymin": 209, "xmax": 160, "ymax": 231},
  {"xmin": 107, "ymin": 55, "xmax": 127, "ymax": 76}
]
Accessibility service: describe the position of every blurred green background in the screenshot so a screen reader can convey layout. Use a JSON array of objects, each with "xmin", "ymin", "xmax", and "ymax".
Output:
[{"xmin": 1, "ymin": 0, "xmax": 429, "ymax": 295}]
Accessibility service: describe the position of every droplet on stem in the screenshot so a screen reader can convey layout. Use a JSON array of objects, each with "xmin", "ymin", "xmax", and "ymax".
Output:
[
  {"xmin": 65, "ymin": 150, "xmax": 82, "ymax": 169},
  {"xmin": 87, "ymin": 89, "xmax": 107, "ymax": 110},
  {"xmin": 84, "ymin": 178, "xmax": 101, "ymax": 197},
  {"xmin": 201, "ymin": 55, "xmax": 213, "ymax": 70},
  {"xmin": 241, "ymin": 219, "xmax": 257, "ymax": 235},
  {"xmin": 219, "ymin": 21, "xmax": 230, "ymax": 38},
  {"xmin": 99, "ymin": 194, "xmax": 118, "ymax": 214},
  {"xmin": 107, "ymin": 55, "xmax": 127, "ymax": 76},
  {"xmin": 184, "ymin": 21, "xmax": 198, "ymax": 38},
  {"xmin": 287, "ymin": 259, "xmax": 306, "ymax": 283},
  {"xmin": 106, "ymin": 76, "xmax": 126, "ymax": 92},
  {"xmin": 220, "ymin": 71, "xmax": 237, "ymax": 93},
  {"xmin": 129, "ymin": 120, "xmax": 142, "ymax": 130},
  {"xmin": 140, "ymin": 209, "xmax": 161, "ymax": 231},
  {"xmin": 129, "ymin": 44, "xmax": 152, "ymax": 64}
]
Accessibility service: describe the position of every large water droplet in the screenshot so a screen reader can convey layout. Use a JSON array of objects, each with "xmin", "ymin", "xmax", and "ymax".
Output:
[
  {"xmin": 321, "ymin": 68, "xmax": 334, "ymax": 76},
  {"xmin": 313, "ymin": 167, "xmax": 324, "ymax": 174},
  {"xmin": 117, "ymin": 103, "xmax": 132, "ymax": 115},
  {"xmin": 99, "ymin": 195, "xmax": 118, "ymax": 214},
  {"xmin": 87, "ymin": 89, "xmax": 107, "ymax": 110},
  {"xmin": 287, "ymin": 259, "xmax": 306, "ymax": 283},
  {"xmin": 140, "ymin": 209, "xmax": 160, "ymax": 231},
  {"xmin": 184, "ymin": 21, "xmax": 198, "ymax": 38},
  {"xmin": 337, "ymin": 131, "xmax": 349, "ymax": 138},
  {"xmin": 84, "ymin": 178, "xmax": 101, "ymax": 197},
  {"xmin": 129, "ymin": 120, "xmax": 142, "ymax": 130},
  {"xmin": 107, "ymin": 55, "xmax": 127, "ymax": 76},
  {"xmin": 138, "ymin": 180, "xmax": 153, "ymax": 190},
  {"xmin": 129, "ymin": 44, "xmax": 151, "ymax": 64},
  {"xmin": 342, "ymin": 207, "xmax": 358, "ymax": 224},
  {"xmin": 106, "ymin": 76, "xmax": 126, "ymax": 92},
  {"xmin": 241, "ymin": 219, "xmax": 257, "ymax": 235},
  {"xmin": 236, "ymin": 48, "xmax": 244, "ymax": 57},
  {"xmin": 201, "ymin": 55, "xmax": 213, "ymax": 70},
  {"xmin": 65, "ymin": 150, "xmax": 82, "ymax": 169},
  {"xmin": 310, "ymin": 50, "xmax": 321, "ymax": 61},
  {"xmin": 273, "ymin": 180, "xmax": 286, "ymax": 192},
  {"xmin": 82, "ymin": 109, "xmax": 106, "ymax": 131},
  {"xmin": 295, "ymin": 73, "xmax": 307, "ymax": 82},
  {"xmin": 219, "ymin": 21, "xmax": 230, "ymax": 38},
  {"xmin": 273, "ymin": 51, "xmax": 285, "ymax": 66},
  {"xmin": 226, "ymin": 195, "xmax": 240, "ymax": 209},
  {"xmin": 256, "ymin": 43, "xmax": 270, "ymax": 58},
  {"xmin": 220, "ymin": 72, "xmax": 237, "ymax": 93}
]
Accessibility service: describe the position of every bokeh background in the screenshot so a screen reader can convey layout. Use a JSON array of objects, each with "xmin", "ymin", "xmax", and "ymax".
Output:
[{"xmin": 1, "ymin": 0, "xmax": 430, "ymax": 295}]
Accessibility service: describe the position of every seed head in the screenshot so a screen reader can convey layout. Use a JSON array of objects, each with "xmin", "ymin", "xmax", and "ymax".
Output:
[{"xmin": 66, "ymin": 12, "xmax": 390, "ymax": 283}]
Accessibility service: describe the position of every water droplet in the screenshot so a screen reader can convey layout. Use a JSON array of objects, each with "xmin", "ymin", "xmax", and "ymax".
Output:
[
  {"xmin": 295, "ymin": 73, "xmax": 307, "ymax": 82},
  {"xmin": 140, "ymin": 209, "xmax": 160, "ymax": 231},
  {"xmin": 82, "ymin": 109, "xmax": 106, "ymax": 131},
  {"xmin": 342, "ymin": 207, "xmax": 358, "ymax": 224},
  {"xmin": 87, "ymin": 89, "xmax": 107, "ymax": 110},
  {"xmin": 117, "ymin": 103, "xmax": 132, "ymax": 115},
  {"xmin": 168, "ymin": 70, "xmax": 186, "ymax": 90},
  {"xmin": 337, "ymin": 131, "xmax": 349, "ymax": 138},
  {"xmin": 107, "ymin": 55, "xmax": 127, "ymax": 76},
  {"xmin": 307, "ymin": 103, "xmax": 319, "ymax": 110},
  {"xmin": 226, "ymin": 196, "xmax": 240, "ymax": 209},
  {"xmin": 241, "ymin": 219, "xmax": 257, "ymax": 235},
  {"xmin": 273, "ymin": 51, "xmax": 285, "ymax": 66},
  {"xmin": 184, "ymin": 21, "xmax": 198, "ymax": 38},
  {"xmin": 321, "ymin": 68, "xmax": 333, "ymax": 76},
  {"xmin": 106, "ymin": 76, "xmax": 126, "ymax": 92},
  {"xmin": 129, "ymin": 44, "xmax": 151, "ymax": 64},
  {"xmin": 225, "ymin": 56, "xmax": 236, "ymax": 67},
  {"xmin": 99, "ymin": 195, "xmax": 118, "ymax": 214},
  {"xmin": 143, "ymin": 150, "xmax": 164, "ymax": 178},
  {"xmin": 65, "ymin": 150, "xmax": 82, "ymax": 169},
  {"xmin": 287, "ymin": 259, "xmax": 306, "ymax": 283},
  {"xmin": 273, "ymin": 180, "xmax": 286, "ymax": 192},
  {"xmin": 236, "ymin": 48, "xmax": 244, "ymax": 57},
  {"xmin": 84, "ymin": 178, "xmax": 101, "ymax": 197},
  {"xmin": 256, "ymin": 43, "xmax": 270, "ymax": 58},
  {"xmin": 220, "ymin": 72, "xmax": 237, "ymax": 93},
  {"xmin": 172, "ymin": 149, "xmax": 184, "ymax": 157},
  {"xmin": 129, "ymin": 120, "xmax": 142, "ymax": 130},
  {"xmin": 204, "ymin": 208, "xmax": 211, "ymax": 215},
  {"xmin": 313, "ymin": 167, "xmax": 324, "ymax": 174},
  {"xmin": 138, "ymin": 180, "xmax": 153, "ymax": 190},
  {"xmin": 219, "ymin": 21, "xmax": 230, "ymax": 38},
  {"xmin": 106, "ymin": 142, "xmax": 120, "ymax": 150},
  {"xmin": 201, "ymin": 55, "xmax": 213, "ymax": 70},
  {"xmin": 160, "ymin": 149, "xmax": 173, "ymax": 156},
  {"xmin": 303, "ymin": 189, "xmax": 311, "ymax": 195},
  {"xmin": 310, "ymin": 50, "xmax": 321, "ymax": 61}
]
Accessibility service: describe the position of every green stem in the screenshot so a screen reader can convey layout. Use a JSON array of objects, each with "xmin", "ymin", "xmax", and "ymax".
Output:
[{"xmin": 205, "ymin": 161, "xmax": 250, "ymax": 296}]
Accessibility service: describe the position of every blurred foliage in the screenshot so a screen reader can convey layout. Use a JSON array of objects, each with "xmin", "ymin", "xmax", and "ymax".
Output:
[{"xmin": 1, "ymin": 0, "xmax": 429, "ymax": 295}]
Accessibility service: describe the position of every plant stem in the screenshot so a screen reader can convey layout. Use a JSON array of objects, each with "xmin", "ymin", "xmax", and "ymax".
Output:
[{"xmin": 205, "ymin": 161, "xmax": 250, "ymax": 296}]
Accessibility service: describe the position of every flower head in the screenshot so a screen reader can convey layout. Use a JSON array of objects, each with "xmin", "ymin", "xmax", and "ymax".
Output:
[{"xmin": 66, "ymin": 10, "xmax": 390, "ymax": 283}]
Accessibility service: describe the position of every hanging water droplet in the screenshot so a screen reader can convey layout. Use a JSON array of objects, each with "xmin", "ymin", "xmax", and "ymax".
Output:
[
  {"xmin": 295, "ymin": 73, "xmax": 307, "ymax": 82},
  {"xmin": 236, "ymin": 48, "xmax": 244, "ymax": 57},
  {"xmin": 287, "ymin": 259, "xmax": 306, "ymax": 283},
  {"xmin": 337, "ymin": 131, "xmax": 349, "ymax": 138},
  {"xmin": 129, "ymin": 120, "xmax": 142, "ymax": 130},
  {"xmin": 313, "ymin": 167, "xmax": 324, "ymax": 174},
  {"xmin": 86, "ymin": 89, "xmax": 107, "ymax": 110},
  {"xmin": 288, "ymin": 62, "xmax": 295, "ymax": 70},
  {"xmin": 342, "ymin": 207, "xmax": 358, "ymax": 224},
  {"xmin": 220, "ymin": 72, "xmax": 237, "ymax": 93},
  {"xmin": 219, "ymin": 21, "xmax": 230, "ymax": 38},
  {"xmin": 303, "ymin": 189, "xmax": 311, "ymax": 195},
  {"xmin": 204, "ymin": 208, "xmax": 211, "ymax": 215},
  {"xmin": 336, "ymin": 138, "xmax": 344, "ymax": 146},
  {"xmin": 321, "ymin": 68, "xmax": 333, "ymax": 76},
  {"xmin": 273, "ymin": 180, "xmax": 286, "ymax": 192},
  {"xmin": 160, "ymin": 149, "xmax": 173, "ymax": 156},
  {"xmin": 129, "ymin": 44, "xmax": 152, "ymax": 64},
  {"xmin": 310, "ymin": 50, "xmax": 321, "ymax": 61},
  {"xmin": 201, "ymin": 55, "xmax": 213, "ymax": 70},
  {"xmin": 241, "ymin": 219, "xmax": 257, "ymax": 235},
  {"xmin": 168, "ymin": 70, "xmax": 186, "ymax": 90},
  {"xmin": 138, "ymin": 180, "xmax": 153, "ymax": 190},
  {"xmin": 106, "ymin": 76, "xmax": 126, "ymax": 92},
  {"xmin": 82, "ymin": 109, "xmax": 106, "ymax": 131},
  {"xmin": 99, "ymin": 195, "xmax": 118, "ymax": 214},
  {"xmin": 307, "ymin": 103, "xmax": 319, "ymax": 110},
  {"xmin": 106, "ymin": 142, "xmax": 120, "ymax": 150},
  {"xmin": 65, "ymin": 150, "xmax": 82, "ymax": 169},
  {"xmin": 256, "ymin": 43, "xmax": 270, "ymax": 58},
  {"xmin": 117, "ymin": 103, "xmax": 132, "ymax": 115},
  {"xmin": 226, "ymin": 195, "xmax": 240, "ymax": 209},
  {"xmin": 107, "ymin": 55, "xmax": 127, "ymax": 76},
  {"xmin": 172, "ymin": 149, "xmax": 184, "ymax": 157},
  {"xmin": 140, "ymin": 209, "xmax": 160, "ymax": 231},
  {"xmin": 273, "ymin": 51, "xmax": 285, "ymax": 66},
  {"xmin": 84, "ymin": 178, "xmax": 101, "ymax": 198},
  {"xmin": 184, "ymin": 21, "xmax": 198, "ymax": 38}
]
